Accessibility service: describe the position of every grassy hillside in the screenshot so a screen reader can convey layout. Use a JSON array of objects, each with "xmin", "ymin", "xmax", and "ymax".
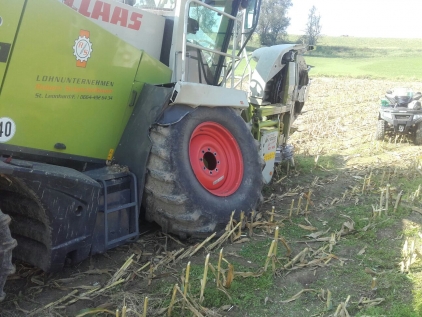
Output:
[{"xmin": 286, "ymin": 35, "xmax": 422, "ymax": 80}]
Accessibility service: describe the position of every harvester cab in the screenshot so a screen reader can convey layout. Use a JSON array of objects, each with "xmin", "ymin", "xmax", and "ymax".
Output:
[{"xmin": 0, "ymin": 0, "xmax": 312, "ymax": 301}]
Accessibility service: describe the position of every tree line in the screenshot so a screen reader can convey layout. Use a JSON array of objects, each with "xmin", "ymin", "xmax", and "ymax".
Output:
[{"xmin": 256, "ymin": 0, "xmax": 321, "ymax": 46}]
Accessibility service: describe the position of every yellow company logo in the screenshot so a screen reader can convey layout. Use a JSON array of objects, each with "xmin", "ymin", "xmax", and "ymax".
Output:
[{"xmin": 73, "ymin": 30, "xmax": 93, "ymax": 68}]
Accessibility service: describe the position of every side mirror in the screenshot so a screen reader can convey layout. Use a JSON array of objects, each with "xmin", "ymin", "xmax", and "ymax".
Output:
[
  {"xmin": 187, "ymin": 17, "xmax": 199, "ymax": 34},
  {"xmin": 414, "ymin": 92, "xmax": 422, "ymax": 100},
  {"xmin": 386, "ymin": 90, "xmax": 392, "ymax": 94},
  {"xmin": 243, "ymin": 0, "xmax": 258, "ymax": 30}
]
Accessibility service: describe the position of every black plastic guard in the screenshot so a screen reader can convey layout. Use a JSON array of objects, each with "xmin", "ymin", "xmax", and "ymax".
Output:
[
  {"xmin": 0, "ymin": 160, "xmax": 101, "ymax": 271},
  {"xmin": 114, "ymin": 84, "xmax": 173, "ymax": 202},
  {"xmin": 157, "ymin": 104, "xmax": 196, "ymax": 126}
]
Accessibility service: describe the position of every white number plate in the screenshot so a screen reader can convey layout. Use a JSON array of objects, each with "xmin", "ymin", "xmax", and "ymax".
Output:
[{"xmin": 0, "ymin": 117, "xmax": 16, "ymax": 143}]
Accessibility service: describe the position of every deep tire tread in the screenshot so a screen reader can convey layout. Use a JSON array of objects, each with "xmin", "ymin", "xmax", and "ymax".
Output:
[
  {"xmin": 415, "ymin": 123, "xmax": 422, "ymax": 145},
  {"xmin": 376, "ymin": 119, "xmax": 386, "ymax": 140},
  {"xmin": 143, "ymin": 107, "xmax": 264, "ymax": 238}
]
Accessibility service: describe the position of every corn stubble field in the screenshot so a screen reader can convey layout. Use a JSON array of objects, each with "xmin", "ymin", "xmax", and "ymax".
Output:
[
  {"xmin": 2, "ymin": 33, "xmax": 422, "ymax": 317},
  {"xmin": 1, "ymin": 77, "xmax": 421, "ymax": 317}
]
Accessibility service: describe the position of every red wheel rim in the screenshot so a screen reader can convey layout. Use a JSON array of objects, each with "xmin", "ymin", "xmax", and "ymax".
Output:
[{"xmin": 189, "ymin": 122, "xmax": 243, "ymax": 197}]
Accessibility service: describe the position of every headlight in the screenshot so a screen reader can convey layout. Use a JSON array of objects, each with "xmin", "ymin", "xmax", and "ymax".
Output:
[
  {"xmin": 409, "ymin": 101, "xmax": 421, "ymax": 110},
  {"xmin": 414, "ymin": 114, "xmax": 422, "ymax": 120},
  {"xmin": 383, "ymin": 112, "xmax": 393, "ymax": 119}
]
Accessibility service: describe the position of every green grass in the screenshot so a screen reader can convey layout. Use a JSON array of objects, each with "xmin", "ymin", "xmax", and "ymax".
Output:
[
  {"xmin": 151, "ymin": 259, "xmax": 274, "ymax": 315},
  {"xmin": 232, "ymin": 34, "xmax": 422, "ymax": 79},
  {"xmin": 304, "ymin": 56, "xmax": 422, "ymax": 80},
  {"xmin": 239, "ymin": 238, "xmax": 273, "ymax": 263},
  {"xmin": 303, "ymin": 205, "xmax": 418, "ymax": 316},
  {"xmin": 394, "ymin": 176, "xmax": 422, "ymax": 201},
  {"xmin": 290, "ymin": 154, "xmax": 343, "ymax": 176},
  {"xmin": 302, "ymin": 36, "xmax": 422, "ymax": 58},
  {"xmin": 296, "ymin": 35, "xmax": 422, "ymax": 80},
  {"xmin": 240, "ymin": 34, "xmax": 422, "ymax": 80},
  {"xmin": 356, "ymin": 304, "xmax": 421, "ymax": 317}
]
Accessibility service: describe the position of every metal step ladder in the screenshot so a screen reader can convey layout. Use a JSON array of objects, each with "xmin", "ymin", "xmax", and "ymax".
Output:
[
  {"xmin": 85, "ymin": 167, "xmax": 139, "ymax": 252},
  {"xmin": 98, "ymin": 173, "xmax": 138, "ymax": 249}
]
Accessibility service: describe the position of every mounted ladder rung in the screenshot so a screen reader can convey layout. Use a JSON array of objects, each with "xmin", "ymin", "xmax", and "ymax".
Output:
[
  {"xmin": 105, "ymin": 202, "xmax": 137, "ymax": 214},
  {"xmin": 96, "ymin": 172, "xmax": 139, "ymax": 250}
]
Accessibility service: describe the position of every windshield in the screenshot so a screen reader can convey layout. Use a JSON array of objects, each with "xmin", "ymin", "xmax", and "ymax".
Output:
[
  {"xmin": 134, "ymin": 0, "xmax": 175, "ymax": 11},
  {"xmin": 187, "ymin": 2, "xmax": 231, "ymax": 52},
  {"xmin": 186, "ymin": 0, "xmax": 238, "ymax": 84},
  {"xmin": 185, "ymin": 0, "xmax": 259, "ymax": 85}
]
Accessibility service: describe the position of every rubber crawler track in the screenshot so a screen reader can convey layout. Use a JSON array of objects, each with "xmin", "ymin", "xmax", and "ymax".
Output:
[{"xmin": 0, "ymin": 210, "xmax": 17, "ymax": 302}]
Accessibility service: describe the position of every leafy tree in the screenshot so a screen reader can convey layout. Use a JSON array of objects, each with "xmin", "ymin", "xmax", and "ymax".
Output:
[
  {"xmin": 303, "ymin": 6, "xmax": 322, "ymax": 45},
  {"xmin": 256, "ymin": 0, "xmax": 292, "ymax": 46}
]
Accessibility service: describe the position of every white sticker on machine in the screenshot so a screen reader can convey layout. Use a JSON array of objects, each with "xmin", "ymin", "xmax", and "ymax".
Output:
[
  {"xmin": 0, "ymin": 117, "xmax": 16, "ymax": 143},
  {"xmin": 260, "ymin": 130, "xmax": 279, "ymax": 184}
]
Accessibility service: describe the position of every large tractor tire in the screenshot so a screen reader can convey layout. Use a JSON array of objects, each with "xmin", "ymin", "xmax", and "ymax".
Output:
[
  {"xmin": 0, "ymin": 210, "xmax": 17, "ymax": 302},
  {"xmin": 375, "ymin": 119, "xmax": 386, "ymax": 140},
  {"xmin": 144, "ymin": 107, "xmax": 264, "ymax": 238},
  {"xmin": 414, "ymin": 123, "xmax": 422, "ymax": 145}
]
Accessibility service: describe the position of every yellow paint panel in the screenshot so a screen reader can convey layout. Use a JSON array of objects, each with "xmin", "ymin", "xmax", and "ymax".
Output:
[{"xmin": 263, "ymin": 152, "xmax": 276, "ymax": 162}]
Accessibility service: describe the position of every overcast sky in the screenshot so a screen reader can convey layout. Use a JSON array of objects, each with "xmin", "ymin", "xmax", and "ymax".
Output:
[{"xmin": 287, "ymin": 0, "xmax": 422, "ymax": 38}]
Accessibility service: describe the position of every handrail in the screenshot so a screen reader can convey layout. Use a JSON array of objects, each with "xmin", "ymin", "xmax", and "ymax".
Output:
[
  {"xmin": 182, "ymin": 0, "xmax": 241, "ymax": 85},
  {"xmin": 186, "ymin": 42, "xmax": 242, "ymax": 60}
]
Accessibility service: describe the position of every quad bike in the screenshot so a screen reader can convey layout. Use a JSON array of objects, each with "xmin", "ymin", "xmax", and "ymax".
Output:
[{"xmin": 376, "ymin": 88, "xmax": 422, "ymax": 145}]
